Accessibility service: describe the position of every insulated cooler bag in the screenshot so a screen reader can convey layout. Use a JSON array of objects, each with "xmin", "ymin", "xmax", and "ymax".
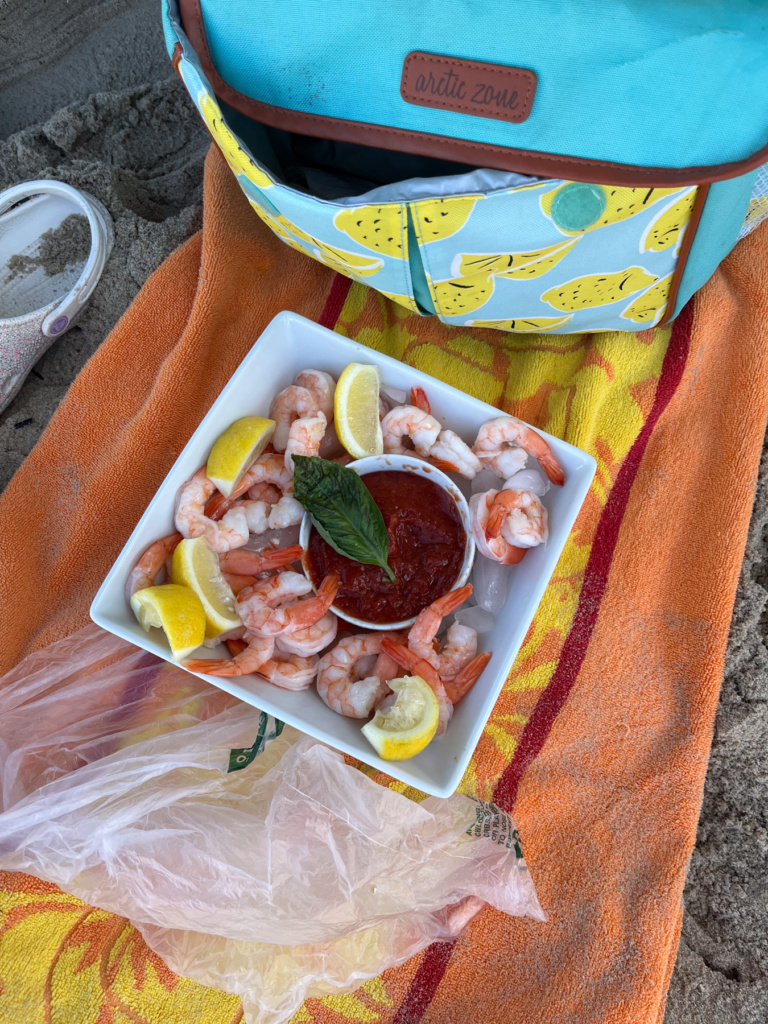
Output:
[{"xmin": 162, "ymin": 0, "xmax": 768, "ymax": 334}]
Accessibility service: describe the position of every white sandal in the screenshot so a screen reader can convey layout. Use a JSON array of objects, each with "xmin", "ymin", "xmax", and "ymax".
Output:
[{"xmin": 0, "ymin": 179, "xmax": 114, "ymax": 414}]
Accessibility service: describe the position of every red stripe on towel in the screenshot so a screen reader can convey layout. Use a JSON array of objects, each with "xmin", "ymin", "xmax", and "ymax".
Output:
[
  {"xmin": 392, "ymin": 301, "xmax": 694, "ymax": 1024},
  {"xmin": 319, "ymin": 274, "xmax": 352, "ymax": 330},
  {"xmin": 493, "ymin": 300, "xmax": 694, "ymax": 813}
]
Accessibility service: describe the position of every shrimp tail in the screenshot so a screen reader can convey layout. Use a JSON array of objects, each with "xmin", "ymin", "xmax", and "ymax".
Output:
[
  {"xmin": 220, "ymin": 545, "xmax": 302, "ymax": 575},
  {"xmin": 444, "ymin": 652, "xmax": 492, "ymax": 704},
  {"xmin": 431, "ymin": 584, "xmax": 473, "ymax": 617},
  {"xmin": 380, "ymin": 637, "xmax": 437, "ymax": 683},
  {"xmin": 316, "ymin": 571, "xmax": 341, "ymax": 606},
  {"xmin": 538, "ymin": 453, "xmax": 565, "ymax": 487},
  {"xmin": 430, "ymin": 457, "xmax": 460, "ymax": 474},
  {"xmin": 410, "ymin": 386, "xmax": 430, "ymax": 414},
  {"xmin": 486, "ymin": 502, "xmax": 506, "ymax": 539},
  {"xmin": 185, "ymin": 656, "xmax": 257, "ymax": 677},
  {"xmin": 226, "ymin": 639, "xmax": 248, "ymax": 657},
  {"xmin": 204, "ymin": 492, "xmax": 231, "ymax": 521}
]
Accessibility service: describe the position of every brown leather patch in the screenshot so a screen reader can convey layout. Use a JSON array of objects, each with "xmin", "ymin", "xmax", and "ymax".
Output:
[{"xmin": 401, "ymin": 52, "xmax": 536, "ymax": 124}]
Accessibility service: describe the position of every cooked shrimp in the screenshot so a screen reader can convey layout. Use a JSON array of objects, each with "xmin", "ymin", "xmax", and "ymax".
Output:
[
  {"xmin": 276, "ymin": 612, "xmax": 337, "ymax": 656},
  {"xmin": 383, "ymin": 637, "xmax": 490, "ymax": 714},
  {"xmin": 204, "ymin": 452, "xmax": 290, "ymax": 522},
  {"xmin": 257, "ymin": 649, "xmax": 319, "ymax": 690},
  {"xmin": 284, "ymin": 412, "xmax": 327, "ymax": 472},
  {"xmin": 474, "ymin": 415, "xmax": 564, "ymax": 485},
  {"xmin": 237, "ymin": 570, "xmax": 340, "ymax": 636},
  {"xmin": 219, "ymin": 545, "xmax": 302, "ymax": 576},
  {"xmin": 184, "ymin": 634, "xmax": 275, "ymax": 677},
  {"xmin": 125, "ymin": 532, "xmax": 181, "ymax": 600},
  {"xmin": 442, "ymin": 651, "xmax": 492, "ymax": 704},
  {"xmin": 268, "ymin": 494, "xmax": 305, "ymax": 529},
  {"xmin": 207, "ymin": 453, "xmax": 298, "ymax": 525},
  {"xmin": 175, "ymin": 468, "xmax": 249, "ymax": 553},
  {"xmin": 270, "ymin": 384, "xmax": 321, "ymax": 451},
  {"xmin": 241, "ymin": 499, "xmax": 270, "ymax": 534},
  {"xmin": 294, "ymin": 369, "xmax": 335, "ymax": 420},
  {"xmin": 315, "ymin": 633, "xmax": 402, "ymax": 718},
  {"xmin": 379, "ymin": 638, "xmax": 453, "ymax": 735},
  {"xmin": 381, "ymin": 405, "xmax": 441, "ymax": 456},
  {"xmin": 408, "ymin": 584, "xmax": 472, "ymax": 671},
  {"xmin": 241, "ymin": 452, "xmax": 295, "ymax": 495},
  {"xmin": 439, "ymin": 623, "xmax": 480, "ymax": 680},
  {"xmin": 487, "ymin": 488, "xmax": 548, "ymax": 548},
  {"xmin": 469, "ymin": 490, "xmax": 527, "ymax": 566},
  {"xmin": 410, "ymin": 385, "xmax": 430, "ymax": 414},
  {"xmin": 429, "ymin": 429, "xmax": 483, "ymax": 479}
]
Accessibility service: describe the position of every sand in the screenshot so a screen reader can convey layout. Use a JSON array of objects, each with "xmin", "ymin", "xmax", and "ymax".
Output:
[{"xmin": 0, "ymin": 2, "xmax": 766, "ymax": 1020}]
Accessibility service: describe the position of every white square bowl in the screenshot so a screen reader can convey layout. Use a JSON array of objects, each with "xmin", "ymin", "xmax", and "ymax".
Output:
[{"xmin": 91, "ymin": 311, "xmax": 596, "ymax": 797}]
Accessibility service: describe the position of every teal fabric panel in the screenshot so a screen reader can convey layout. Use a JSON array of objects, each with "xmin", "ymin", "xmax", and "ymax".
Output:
[
  {"xmin": 672, "ymin": 172, "xmax": 758, "ymax": 318},
  {"xmin": 161, "ymin": 0, "xmax": 178, "ymax": 57},
  {"xmin": 198, "ymin": 0, "xmax": 768, "ymax": 170},
  {"xmin": 406, "ymin": 213, "xmax": 436, "ymax": 315}
]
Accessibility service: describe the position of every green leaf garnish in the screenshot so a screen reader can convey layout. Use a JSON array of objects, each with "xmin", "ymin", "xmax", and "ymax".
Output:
[{"xmin": 292, "ymin": 456, "xmax": 396, "ymax": 583}]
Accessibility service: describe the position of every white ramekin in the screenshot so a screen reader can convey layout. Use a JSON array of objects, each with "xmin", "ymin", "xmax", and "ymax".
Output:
[{"xmin": 299, "ymin": 453, "xmax": 475, "ymax": 630}]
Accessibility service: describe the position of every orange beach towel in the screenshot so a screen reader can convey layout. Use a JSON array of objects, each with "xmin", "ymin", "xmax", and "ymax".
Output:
[{"xmin": 1, "ymin": 145, "xmax": 768, "ymax": 1024}]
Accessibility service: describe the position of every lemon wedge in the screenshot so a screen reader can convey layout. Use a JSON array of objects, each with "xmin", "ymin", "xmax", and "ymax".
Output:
[
  {"xmin": 130, "ymin": 584, "xmax": 206, "ymax": 661},
  {"xmin": 361, "ymin": 675, "xmax": 439, "ymax": 760},
  {"xmin": 334, "ymin": 362, "xmax": 384, "ymax": 459},
  {"xmin": 170, "ymin": 537, "xmax": 242, "ymax": 639},
  {"xmin": 206, "ymin": 416, "xmax": 276, "ymax": 497}
]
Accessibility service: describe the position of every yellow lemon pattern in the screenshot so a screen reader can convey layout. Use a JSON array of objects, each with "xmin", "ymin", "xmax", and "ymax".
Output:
[
  {"xmin": 467, "ymin": 315, "xmax": 574, "ymax": 332},
  {"xmin": 620, "ymin": 274, "xmax": 674, "ymax": 325},
  {"xmin": 413, "ymin": 195, "xmax": 483, "ymax": 242},
  {"xmin": 312, "ymin": 242, "xmax": 384, "ymax": 278},
  {"xmin": 334, "ymin": 205, "xmax": 408, "ymax": 259},
  {"xmin": 454, "ymin": 238, "xmax": 579, "ymax": 280},
  {"xmin": 198, "ymin": 93, "xmax": 273, "ymax": 189},
  {"xmin": 177, "ymin": 48, "xmax": 695, "ymax": 334},
  {"xmin": 541, "ymin": 268, "xmax": 658, "ymax": 312},
  {"xmin": 640, "ymin": 188, "xmax": 697, "ymax": 254},
  {"xmin": 541, "ymin": 184, "xmax": 684, "ymax": 234},
  {"xmin": 431, "ymin": 274, "xmax": 496, "ymax": 317}
]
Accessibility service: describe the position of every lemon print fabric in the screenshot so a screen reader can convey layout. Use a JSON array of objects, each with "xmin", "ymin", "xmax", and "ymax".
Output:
[
  {"xmin": 541, "ymin": 183, "xmax": 687, "ymax": 235},
  {"xmin": 453, "ymin": 239, "xmax": 578, "ymax": 280},
  {"xmin": 541, "ymin": 267, "xmax": 657, "ymax": 312},
  {"xmin": 174, "ymin": 38, "xmax": 692, "ymax": 335},
  {"xmin": 640, "ymin": 188, "xmax": 697, "ymax": 254},
  {"xmin": 621, "ymin": 274, "xmax": 675, "ymax": 326},
  {"xmin": 334, "ymin": 206, "xmax": 407, "ymax": 258},
  {"xmin": 467, "ymin": 315, "xmax": 574, "ymax": 332},
  {"xmin": 412, "ymin": 196, "xmax": 483, "ymax": 242},
  {"xmin": 414, "ymin": 177, "xmax": 696, "ymax": 333},
  {"xmin": 198, "ymin": 93, "xmax": 274, "ymax": 190}
]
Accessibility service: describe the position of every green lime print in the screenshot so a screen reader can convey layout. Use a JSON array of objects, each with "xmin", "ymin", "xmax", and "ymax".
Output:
[{"xmin": 550, "ymin": 182, "xmax": 607, "ymax": 232}]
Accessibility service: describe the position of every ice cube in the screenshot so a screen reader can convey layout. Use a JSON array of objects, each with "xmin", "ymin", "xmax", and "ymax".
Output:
[
  {"xmin": 472, "ymin": 554, "xmax": 510, "ymax": 613},
  {"xmin": 380, "ymin": 384, "xmax": 407, "ymax": 406},
  {"xmin": 471, "ymin": 467, "xmax": 502, "ymax": 494},
  {"xmin": 454, "ymin": 605, "xmax": 496, "ymax": 634},
  {"xmin": 503, "ymin": 468, "xmax": 550, "ymax": 497}
]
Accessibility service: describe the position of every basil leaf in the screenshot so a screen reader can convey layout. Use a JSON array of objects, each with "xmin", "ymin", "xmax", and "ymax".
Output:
[{"xmin": 292, "ymin": 456, "xmax": 396, "ymax": 583}]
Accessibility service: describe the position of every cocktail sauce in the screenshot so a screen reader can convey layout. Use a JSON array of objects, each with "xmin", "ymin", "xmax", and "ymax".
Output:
[{"xmin": 306, "ymin": 470, "xmax": 465, "ymax": 624}]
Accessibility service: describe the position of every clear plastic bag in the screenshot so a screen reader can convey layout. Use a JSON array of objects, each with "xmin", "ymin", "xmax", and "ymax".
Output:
[{"xmin": 0, "ymin": 625, "xmax": 544, "ymax": 1024}]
